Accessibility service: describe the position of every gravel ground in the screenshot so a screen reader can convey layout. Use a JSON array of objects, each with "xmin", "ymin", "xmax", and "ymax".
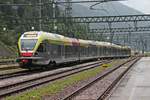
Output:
[
  {"xmin": 71, "ymin": 63, "xmax": 129, "ymax": 100},
  {"xmin": 44, "ymin": 59, "xmax": 129, "ymax": 100},
  {"xmin": 72, "ymin": 59, "xmax": 137, "ymax": 100}
]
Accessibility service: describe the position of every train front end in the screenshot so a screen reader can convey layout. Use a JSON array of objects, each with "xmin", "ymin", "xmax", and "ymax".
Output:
[{"xmin": 17, "ymin": 31, "xmax": 43, "ymax": 68}]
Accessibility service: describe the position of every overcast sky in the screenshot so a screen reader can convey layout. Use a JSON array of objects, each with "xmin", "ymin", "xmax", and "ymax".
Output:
[{"xmin": 120, "ymin": 0, "xmax": 150, "ymax": 14}]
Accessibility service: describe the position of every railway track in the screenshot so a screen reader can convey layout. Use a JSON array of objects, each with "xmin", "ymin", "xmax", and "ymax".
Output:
[
  {"xmin": 0, "ymin": 59, "xmax": 16, "ymax": 65},
  {"xmin": 0, "ymin": 60, "xmax": 111, "ymax": 98},
  {"xmin": 61, "ymin": 57, "xmax": 140, "ymax": 100},
  {"xmin": 0, "ymin": 58, "xmax": 18, "ymax": 71},
  {"xmin": 0, "ymin": 60, "xmax": 107, "ymax": 80}
]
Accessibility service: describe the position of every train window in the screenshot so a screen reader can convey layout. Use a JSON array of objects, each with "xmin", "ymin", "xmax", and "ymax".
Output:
[
  {"xmin": 65, "ymin": 46, "xmax": 72, "ymax": 57},
  {"xmin": 89, "ymin": 46, "xmax": 92, "ymax": 56},
  {"xmin": 71, "ymin": 46, "xmax": 77, "ymax": 57},
  {"xmin": 91, "ymin": 46, "xmax": 96, "ymax": 56},
  {"xmin": 57, "ymin": 45, "xmax": 62, "ymax": 57},
  {"xmin": 50, "ymin": 44, "xmax": 62, "ymax": 58},
  {"xmin": 80, "ymin": 46, "xmax": 86, "ymax": 57},
  {"xmin": 81, "ymin": 47, "xmax": 85, "ymax": 56},
  {"xmin": 72, "ymin": 46, "xmax": 78, "ymax": 56},
  {"xmin": 85, "ymin": 47, "xmax": 88, "ymax": 57},
  {"xmin": 21, "ymin": 39, "xmax": 37, "ymax": 51},
  {"xmin": 99, "ymin": 47, "xmax": 102, "ymax": 56}
]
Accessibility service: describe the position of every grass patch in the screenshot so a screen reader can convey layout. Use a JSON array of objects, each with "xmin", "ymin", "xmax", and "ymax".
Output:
[
  {"xmin": 5, "ymin": 62, "xmax": 115, "ymax": 100},
  {"xmin": 144, "ymin": 52, "xmax": 150, "ymax": 57}
]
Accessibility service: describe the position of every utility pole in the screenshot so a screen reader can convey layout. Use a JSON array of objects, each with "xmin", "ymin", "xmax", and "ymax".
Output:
[
  {"xmin": 64, "ymin": 0, "xmax": 72, "ymax": 36},
  {"xmin": 108, "ymin": 22, "xmax": 114, "ymax": 44},
  {"xmin": 52, "ymin": 0, "xmax": 58, "ymax": 33},
  {"xmin": 128, "ymin": 25, "xmax": 131, "ymax": 46},
  {"xmin": 39, "ymin": 0, "xmax": 42, "ymax": 31}
]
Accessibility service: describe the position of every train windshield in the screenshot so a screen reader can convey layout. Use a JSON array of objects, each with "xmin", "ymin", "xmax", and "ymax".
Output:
[{"xmin": 21, "ymin": 39, "xmax": 37, "ymax": 51}]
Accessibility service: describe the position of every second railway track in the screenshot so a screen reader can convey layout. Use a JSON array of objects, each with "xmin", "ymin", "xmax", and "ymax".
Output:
[
  {"xmin": 0, "ymin": 59, "xmax": 16, "ymax": 65},
  {"xmin": 62, "ymin": 57, "xmax": 140, "ymax": 100},
  {"xmin": 0, "ymin": 64, "xmax": 19, "ymax": 71}
]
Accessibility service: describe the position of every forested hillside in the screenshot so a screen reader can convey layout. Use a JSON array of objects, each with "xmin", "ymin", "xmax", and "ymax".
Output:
[
  {"xmin": 0, "ymin": 0, "xmax": 53, "ymax": 45},
  {"xmin": 0, "ymin": 1, "xmax": 143, "ymax": 46},
  {"xmin": 0, "ymin": 0, "xmax": 90, "ymax": 46}
]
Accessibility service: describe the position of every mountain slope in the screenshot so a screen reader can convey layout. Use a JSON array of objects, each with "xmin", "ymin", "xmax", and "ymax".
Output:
[{"xmin": 72, "ymin": 2, "xmax": 143, "ymax": 17}]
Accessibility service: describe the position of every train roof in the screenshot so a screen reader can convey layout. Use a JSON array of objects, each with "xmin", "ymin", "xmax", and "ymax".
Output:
[{"xmin": 21, "ymin": 31, "xmax": 130, "ymax": 49}]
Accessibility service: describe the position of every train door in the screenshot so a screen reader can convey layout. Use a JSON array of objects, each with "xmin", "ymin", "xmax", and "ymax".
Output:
[
  {"xmin": 36, "ymin": 42, "xmax": 48, "ymax": 59},
  {"xmin": 50, "ymin": 44, "xmax": 61, "ymax": 61},
  {"xmin": 61, "ymin": 45, "xmax": 65, "ymax": 61}
]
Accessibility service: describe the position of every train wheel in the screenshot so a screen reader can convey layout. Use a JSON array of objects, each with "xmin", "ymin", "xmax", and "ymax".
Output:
[
  {"xmin": 48, "ymin": 61, "xmax": 56, "ymax": 69},
  {"xmin": 41, "ymin": 66, "xmax": 47, "ymax": 70},
  {"xmin": 19, "ymin": 63, "xmax": 25, "ymax": 68},
  {"xmin": 52, "ymin": 61, "xmax": 56, "ymax": 66}
]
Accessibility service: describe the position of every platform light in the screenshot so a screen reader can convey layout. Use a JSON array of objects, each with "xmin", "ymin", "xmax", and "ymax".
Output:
[
  {"xmin": 31, "ymin": 26, "xmax": 35, "ymax": 30},
  {"xmin": 54, "ymin": 26, "xmax": 57, "ymax": 30},
  {"xmin": 106, "ymin": 36, "xmax": 110, "ymax": 40},
  {"xmin": 3, "ymin": 27, "xmax": 6, "ymax": 31}
]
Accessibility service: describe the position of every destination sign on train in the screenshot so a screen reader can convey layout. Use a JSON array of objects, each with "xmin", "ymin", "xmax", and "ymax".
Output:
[{"xmin": 24, "ymin": 34, "xmax": 38, "ymax": 37}]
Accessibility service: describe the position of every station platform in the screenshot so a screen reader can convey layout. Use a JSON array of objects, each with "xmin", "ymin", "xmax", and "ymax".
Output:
[{"xmin": 109, "ymin": 57, "xmax": 150, "ymax": 100}]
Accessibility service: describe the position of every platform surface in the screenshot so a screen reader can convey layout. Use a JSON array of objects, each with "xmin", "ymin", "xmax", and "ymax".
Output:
[{"xmin": 109, "ymin": 57, "xmax": 150, "ymax": 100}]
